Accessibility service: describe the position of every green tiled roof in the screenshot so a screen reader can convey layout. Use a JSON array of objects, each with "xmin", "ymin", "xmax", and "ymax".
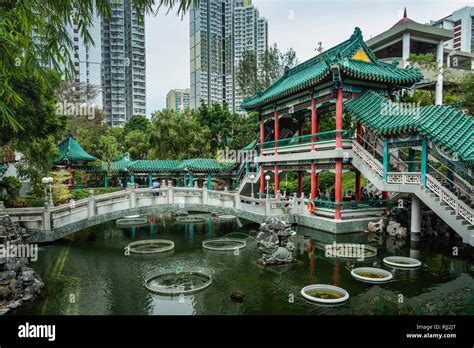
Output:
[
  {"xmin": 98, "ymin": 158, "xmax": 237, "ymax": 173},
  {"xmin": 54, "ymin": 132, "xmax": 97, "ymax": 164},
  {"xmin": 241, "ymin": 27, "xmax": 423, "ymax": 110},
  {"xmin": 128, "ymin": 160, "xmax": 181, "ymax": 173},
  {"xmin": 175, "ymin": 158, "xmax": 236, "ymax": 173},
  {"xmin": 345, "ymin": 91, "xmax": 474, "ymax": 163},
  {"xmin": 0, "ymin": 164, "xmax": 7, "ymax": 173}
]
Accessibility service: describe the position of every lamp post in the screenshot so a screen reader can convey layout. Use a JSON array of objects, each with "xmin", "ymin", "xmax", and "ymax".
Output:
[
  {"xmin": 42, "ymin": 177, "xmax": 54, "ymax": 207},
  {"xmin": 265, "ymin": 174, "xmax": 271, "ymax": 199},
  {"xmin": 249, "ymin": 174, "xmax": 255, "ymax": 197}
]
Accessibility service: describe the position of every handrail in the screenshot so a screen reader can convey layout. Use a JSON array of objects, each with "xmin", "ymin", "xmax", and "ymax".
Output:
[
  {"xmin": 257, "ymin": 129, "xmax": 353, "ymax": 148},
  {"xmin": 426, "ymin": 173, "xmax": 473, "ymax": 219},
  {"xmin": 428, "ymin": 164, "xmax": 472, "ymax": 199}
]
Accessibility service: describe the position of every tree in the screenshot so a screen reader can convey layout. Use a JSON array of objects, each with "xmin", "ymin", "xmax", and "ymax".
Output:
[
  {"xmin": 49, "ymin": 170, "xmax": 72, "ymax": 205},
  {"xmin": 1, "ymin": 0, "xmax": 198, "ymax": 129},
  {"xmin": 0, "ymin": 70, "xmax": 66, "ymax": 198},
  {"xmin": 149, "ymin": 109, "xmax": 212, "ymax": 160},
  {"xmin": 125, "ymin": 130, "xmax": 150, "ymax": 160},
  {"xmin": 459, "ymin": 72, "xmax": 474, "ymax": 114},
  {"xmin": 97, "ymin": 135, "xmax": 120, "ymax": 179},
  {"xmin": 237, "ymin": 44, "xmax": 299, "ymax": 99},
  {"xmin": 196, "ymin": 102, "xmax": 233, "ymax": 152},
  {"xmin": 229, "ymin": 112, "xmax": 260, "ymax": 150},
  {"xmin": 123, "ymin": 115, "xmax": 150, "ymax": 136},
  {"xmin": 236, "ymin": 51, "xmax": 259, "ymax": 100}
]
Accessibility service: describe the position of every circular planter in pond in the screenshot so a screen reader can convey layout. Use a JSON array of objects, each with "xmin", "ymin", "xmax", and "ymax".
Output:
[
  {"xmin": 218, "ymin": 215, "xmax": 236, "ymax": 220},
  {"xmin": 351, "ymin": 267, "xmax": 393, "ymax": 283},
  {"xmin": 202, "ymin": 238, "xmax": 246, "ymax": 251},
  {"xmin": 383, "ymin": 256, "xmax": 422, "ymax": 269},
  {"xmin": 116, "ymin": 217, "xmax": 148, "ymax": 226},
  {"xmin": 176, "ymin": 216, "xmax": 207, "ymax": 223},
  {"xmin": 144, "ymin": 271, "xmax": 212, "ymax": 295},
  {"xmin": 126, "ymin": 239, "xmax": 174, "ymax": 254},
  {"xmin": 124, "ymin": 214, "xmax": 140, "ymax": 219},
  {"xmin": 300, "ymin": 284, "xmax": 349, "ymax": 304}
]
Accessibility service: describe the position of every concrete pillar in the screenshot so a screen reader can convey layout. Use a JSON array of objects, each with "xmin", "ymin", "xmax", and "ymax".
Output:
[
  {"xmin": 88, "ymin": 191, "xmax": 96, "ymax": 218},
  {"xmin": 201, "ymin": 186, "xmax": 208, "ymax": 205},
  {"xmin": 335, "ymin": 159, "xmax": 342, "ymax": 220},
  {"xmin": 130, "ymin": 188, "xmax": 137, "ymax": 209},
  {"xmin": 168, "ymin": 186, "xmax": 174, "ymax": 204},
  {"xmin": 436, "ymin": 40, "xmax": 444, "ymax": 105},
  {"xmin": 43, "ymin": 203, "xmax": 51, "ymax": 231},
  {"xmin": 410, "ymin": 194, "xmax": 421, "ymax": 241},
  {"xmin": 234, "ymin": 191, "xmax": 241, "ymax": 210},
  {"xmin": 383, "ymin": 137, "xmax": 389, "ymax": 181},
  {"xmin": 402, "ymin": 32, "xmax": 411, "ymax": 68}
]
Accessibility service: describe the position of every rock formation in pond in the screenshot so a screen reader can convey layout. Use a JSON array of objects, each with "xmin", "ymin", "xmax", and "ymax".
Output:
[
  {"xmin": 256, "ymin": 217, "xmax": 296, "ymax": 265},
  {"xmin": 0, "ymin": 202, "xmax": 44, "ymax": 315}
]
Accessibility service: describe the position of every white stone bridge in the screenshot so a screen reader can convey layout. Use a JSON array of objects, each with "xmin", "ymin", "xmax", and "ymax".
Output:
[{"xmin": 5, "ymin": 186, "xmax": 384, "ymax": 243}]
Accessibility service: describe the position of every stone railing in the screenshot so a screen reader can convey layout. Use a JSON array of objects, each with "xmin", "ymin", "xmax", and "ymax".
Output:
[
  {"xmin": 4, "ymin": 186, "xmax": 303, "ymax": 232},
  {"xmin": 353, "ymin": 139, "xmax": 474, "ymax": 227},
  {"xmin": 426, "ymin": 174, "xmax": 473, "ymax": 225}
]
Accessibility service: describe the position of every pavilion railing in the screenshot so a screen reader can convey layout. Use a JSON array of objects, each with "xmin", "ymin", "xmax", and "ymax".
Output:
[{"xmin": 257, "ymin": 130, "xmax": 353, "ymax": 150}]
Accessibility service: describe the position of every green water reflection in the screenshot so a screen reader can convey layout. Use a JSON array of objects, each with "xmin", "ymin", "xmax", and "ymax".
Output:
[{"xmin": 13, "ymin": 213, "xmax": 474, "ymax": 315}]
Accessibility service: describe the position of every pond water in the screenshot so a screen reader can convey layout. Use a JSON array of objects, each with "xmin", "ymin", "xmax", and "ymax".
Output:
[{"xmin": 13, "ymin": 213, "xmax": 474, "ymax": 315}]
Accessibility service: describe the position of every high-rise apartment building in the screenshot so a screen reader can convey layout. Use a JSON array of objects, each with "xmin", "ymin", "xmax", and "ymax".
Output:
[
  {"xmin": 190, "ymin": 0, "xmax": 268, "ymax": 113},
  {"xmin": 166, "ymin": 89, "xmax": 191, "ymax": 111},
  {"xmin": 101, "ymin": 0, "xmax": 146, "ymax": 127},
  {"xmin": 430, "ymin": 6, "xmax": 474, "ymax": 53}
]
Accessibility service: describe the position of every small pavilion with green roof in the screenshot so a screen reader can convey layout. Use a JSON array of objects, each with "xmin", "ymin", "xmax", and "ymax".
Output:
[{"xmin": 53, "ymin": 132, "xmax": 97, "ymax": 187}]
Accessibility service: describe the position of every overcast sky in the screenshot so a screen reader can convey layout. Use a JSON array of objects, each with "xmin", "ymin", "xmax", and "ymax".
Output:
[{"xmin": 145, "ymin": 0, "xmax": 472, "ymax": 115}]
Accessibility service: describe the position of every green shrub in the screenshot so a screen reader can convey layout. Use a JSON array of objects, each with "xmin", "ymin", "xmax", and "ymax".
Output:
[{"xmin": 71, "ymin": 187, "xmax": 121, "ymax": 200}]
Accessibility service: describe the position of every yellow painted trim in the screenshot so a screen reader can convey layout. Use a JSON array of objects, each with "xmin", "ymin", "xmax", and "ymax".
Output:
[{"xmin": 352, "ymin": 48, "xmax": 372, "ymax": 62}]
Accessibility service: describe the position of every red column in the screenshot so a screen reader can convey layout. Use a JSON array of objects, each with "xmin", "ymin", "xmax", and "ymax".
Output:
[
  {"xmin": 84, "ymin": 175, "xmax": 89, "ymax": 188},
  {"xmin": 274, "ymin": 166, "xmax": 279, "ymax": 196},
  {"xmin": 260, "ymin": 117, "xmax": 265, "ymax": 193},
  {"xmin": 335, "ymin": 88, "xmax": 343, "ymax": 149},
  {"xmin": 67, "ymin": 164, "xmax": 73, "ymax": 187},
  {"xmin": 311, "ymin": 94, "xmax": 317, "ymax": 150},
  {"xmin": 382, "ymin": 191, "xmax": 389, "ymax": 215},
  {"xmin": 299, "ymin": 119, "xmax": 304, "ymax": 138},
  {"xmin": 297, "ymin": 172, "xmax": 303, "ymax": 197},
  {"xmin": 311, "ymin": 162, "xmax": 316, "ymax": 199},
  {"xmin": 355, "ymin": 170, "xmax": 361, "ymax": 202},
  {"xmin": 274, "ymin": 110, "xmax": 279, "ymax": 154},
  {"xmin": 274, "ymin": 111, "xmax": 279, "ymax": 196},
  {"xmin": 356, "ymin": 121, "xmax": 362, "ymax": 144}
]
